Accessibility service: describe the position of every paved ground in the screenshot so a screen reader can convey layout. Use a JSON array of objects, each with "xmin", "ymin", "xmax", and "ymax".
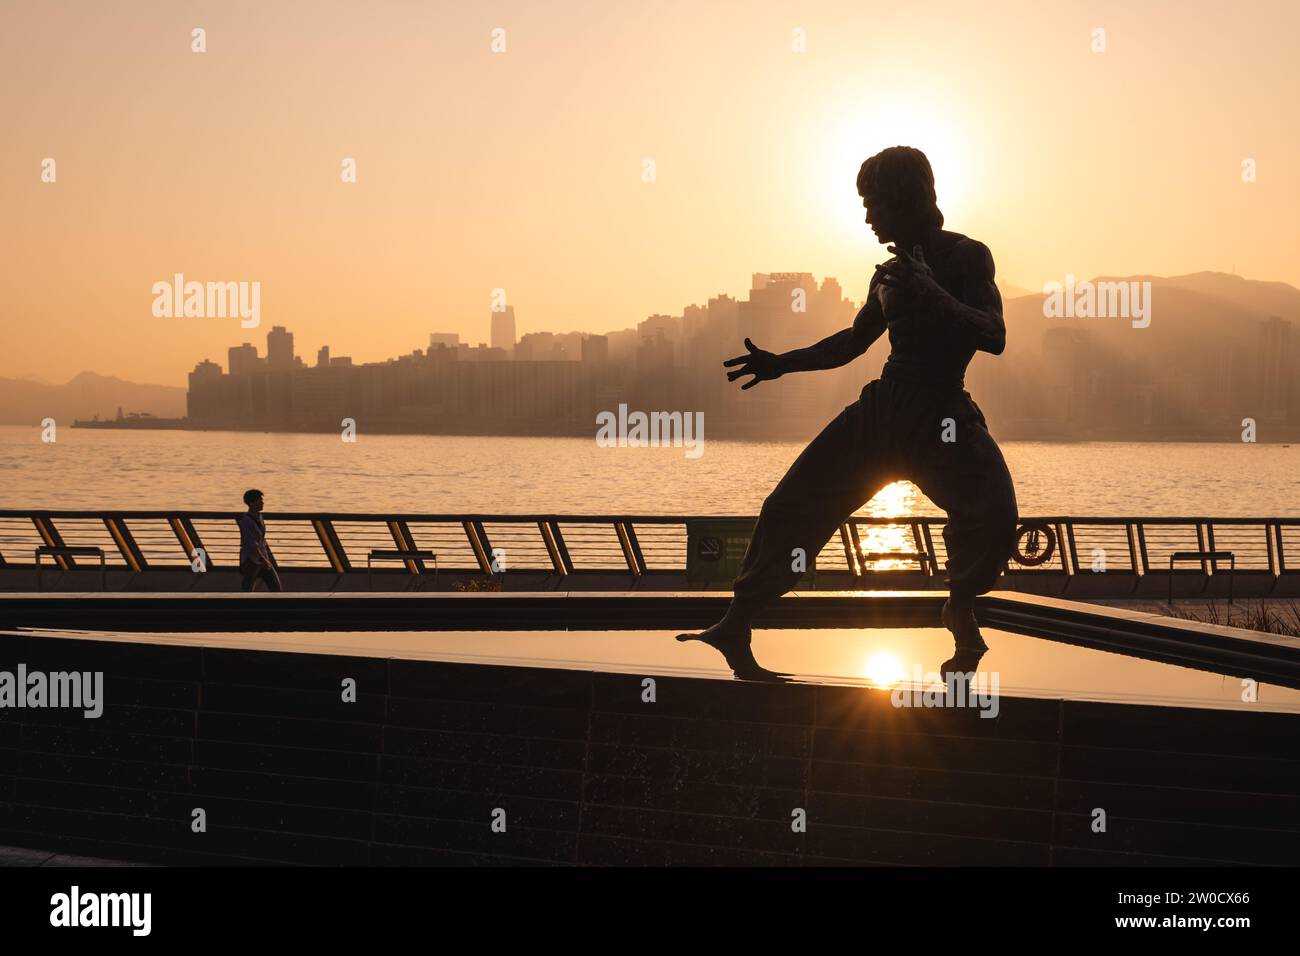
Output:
[{"xmin": 0, "ymin": 845, "xmax": 149, "ymax": 867}]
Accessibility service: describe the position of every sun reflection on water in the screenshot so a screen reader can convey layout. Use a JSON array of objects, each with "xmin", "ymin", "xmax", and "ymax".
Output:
[
  {"xmin": 855, "ymin": 481, "xmax": 925, "ymax": 571},
  {"xmin": 863, "ymin": 650, "xmax": 908, "ymax": 688}
]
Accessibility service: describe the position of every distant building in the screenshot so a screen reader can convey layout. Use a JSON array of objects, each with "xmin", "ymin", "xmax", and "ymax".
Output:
[
  {"xmin": 556, "ymin": 331, "xmax": 584, "ymax": 360},
  {"xmin": 316, "ymin": 345, "xmax": 330, "ymax": 368},
  {"xmin": 458, "ymin": 343, "xmax": 509, "ymax": 362},
  {"xmin": 581, "ymin": 334, "xmax": 609, "ymax": 364},
  {"xmin": 491, "ymin": 306, "xmax": 516, "ymax": 356},
  {"xmin": 267, "ymin": 325, "xmax": 294, "ymax": 369},
  {"xmin": 740, "ymin": 273, "xmax": 823, "ymax": 356},
  {"xmin": 636, "ymin": 327, "xmax": 674, "ymax": 373},
  {"xmin": 429, "ymin": 332, "xmax": 460, "ymax": 349},
  {"xmin": 516, "ymin": 332, "xmax": 558, "ymax": 362},
  {"xmin": 228, "ymin": 342, "xmax": 260, "ymax": 377},
  {"xmin": 638, "ymin": 313, "xmax": 682, "ymax": 342},
  {"xmin": 1260, "ymin": 315, "xmax": 1293, "ymax": 420},
  {"xmin": 189, "ymin": 359, "xmax": 222, "ymax": 385},
  {"xmin": 604, "ymin": 328, "xmax": 639, "ymax": 364},
  {"xmin": 1041, "ymin": 327, "xmax": 1097, "ymax": 429}
]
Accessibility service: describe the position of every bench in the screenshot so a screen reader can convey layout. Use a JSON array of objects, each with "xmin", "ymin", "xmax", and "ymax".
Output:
[
  {"xmin": 367, "ymin": 549, "xmax": 438, "ymax": 590},
  {"xmin": 1168, "ymin": 550, "xmax": 1235, "ymax": 604},
  {"xmin": 35, "ymin": 545, "xmax": 107, "ymax": 592}
]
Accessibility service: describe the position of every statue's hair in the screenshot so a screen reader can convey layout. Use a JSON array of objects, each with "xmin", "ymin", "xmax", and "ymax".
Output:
[{"xmin": 856, "ymin": 146, "xmax": 944, "ymax": 229}]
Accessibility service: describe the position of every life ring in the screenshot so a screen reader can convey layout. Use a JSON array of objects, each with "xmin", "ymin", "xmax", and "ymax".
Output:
[{"xmin": 1014, "ymin": 522, "xmax": 1056, "ymax": 567}]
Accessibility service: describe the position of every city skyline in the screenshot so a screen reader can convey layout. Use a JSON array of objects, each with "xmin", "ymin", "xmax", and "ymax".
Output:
[
  {"xmin": 6, "ymin": 262, "xmax": 1288, "ymax": 390},
  {"xmin": 5, "ymin": 262, "xmax": 1296, "ymax": 442},
  {"xmin": 169, "ymin": 267, "xmax": 1300, "ymax": 442}
]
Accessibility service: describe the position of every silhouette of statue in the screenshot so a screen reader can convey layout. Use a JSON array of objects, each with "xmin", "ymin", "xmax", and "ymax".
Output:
[
  {"xmin": 680, "ymin": 145, "xmax": 1018, "ymax": 656},
  {"xmin": 237, "ymin": 488, "xmax": 282, "ymax": 592}
]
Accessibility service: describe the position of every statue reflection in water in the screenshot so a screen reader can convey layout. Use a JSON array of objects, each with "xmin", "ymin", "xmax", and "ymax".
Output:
[{"xmin": 676, "ymin": 627, "xmax": 989, "ymax": 686}]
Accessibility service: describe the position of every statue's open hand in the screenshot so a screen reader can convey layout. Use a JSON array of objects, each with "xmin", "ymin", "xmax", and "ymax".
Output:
[
  {"xmin": 723, "ymin": 337, "xmax": 783, "ymax": 389},
  {"xmin": 877, "ymin": 244, "xmax": 947, "ymax": 303}
]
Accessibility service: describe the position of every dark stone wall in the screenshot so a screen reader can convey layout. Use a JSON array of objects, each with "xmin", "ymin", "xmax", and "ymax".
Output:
[{"xmin": 1, "ymin": 633, "xmax": 1297, "ymax": 865}]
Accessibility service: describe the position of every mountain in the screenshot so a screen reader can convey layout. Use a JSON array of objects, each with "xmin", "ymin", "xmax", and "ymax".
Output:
[
  {"xmin": 996, "ymin": 271, "xmax": 1298, "ymax": 360},
  {"xmin": 0, "ymin": 372, "xmax": 186, "ymax": 425},
  {"xmin": 966, "ymin": 271, "xmax": 1300, "ymax": 438},
  {"xmin": 998, "ymin": 282, "xmax": 1037, "ymax": 301},
  {"xmin": 1161, "ymin": 271, "xmax": 1300, "ymax": 317}
]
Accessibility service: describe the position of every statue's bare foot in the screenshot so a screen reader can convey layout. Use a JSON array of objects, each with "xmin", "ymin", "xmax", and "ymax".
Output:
[
  {"xmin": 676, "ymin": 615, "xmax": 752, "ymax": 649},
  {"xmin": 942, "ymin": 598, "xmax": 988, "ymax": 652},
  {"xmin": 676, "ymin": 617, "xmax": 790, "ymax": 683}
]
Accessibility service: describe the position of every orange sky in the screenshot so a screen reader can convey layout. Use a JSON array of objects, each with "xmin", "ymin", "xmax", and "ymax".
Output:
[{"xmin": 3, "ymin": 0, "xmax": 1297, "ymax": 385}]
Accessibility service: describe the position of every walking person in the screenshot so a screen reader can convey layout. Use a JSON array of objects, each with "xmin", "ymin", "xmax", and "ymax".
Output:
[{"xmin": 237, "ymin": 488, "xmax": 282, "ymax": 592}]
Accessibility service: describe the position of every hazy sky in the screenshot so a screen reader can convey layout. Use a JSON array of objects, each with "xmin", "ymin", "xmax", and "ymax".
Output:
[{"xmin": 3, "ymin": 0, "xmax": 1297, "ymax": 385}]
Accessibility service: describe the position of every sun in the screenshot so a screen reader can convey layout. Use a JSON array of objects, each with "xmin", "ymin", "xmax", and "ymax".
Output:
[{"xmin": 815, "ymin": 99, "xmax": 974, "ymax": 243}]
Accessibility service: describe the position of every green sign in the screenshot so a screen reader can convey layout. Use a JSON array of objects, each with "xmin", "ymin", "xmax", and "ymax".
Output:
[{"xmin": 685, "ymin": 518, "xmax": 816, "ymax": 585}]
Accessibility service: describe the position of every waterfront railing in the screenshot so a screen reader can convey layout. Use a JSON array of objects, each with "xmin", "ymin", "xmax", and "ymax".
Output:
[{"xmin": 1, "ymin": 510, "xmax": 1294, "ymax": 592}]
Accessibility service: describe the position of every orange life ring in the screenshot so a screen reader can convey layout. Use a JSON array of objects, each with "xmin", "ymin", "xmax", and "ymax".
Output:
[{"xmin": 1014, "ymin": 523, "xmax": 1057, "ymax": 567}]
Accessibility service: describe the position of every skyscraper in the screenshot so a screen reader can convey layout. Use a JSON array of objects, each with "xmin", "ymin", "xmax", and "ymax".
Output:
[
  {"xmin": 491, "ymin": 306, "xmax": 516, "ymax": 356},
  {"xmin": 1260, "ymin": 315, "xmax": 1293, "ymax": 419},
  {"xmin": 267, "ymin": 325, "xmax": 294, "ymax": 369},
  {"xmin": 227, "ymin": 342, "xmax": 260, "ymax": 377},
  {"xmin": 581, "ymin": 334, "xmax": 609, "ymax": 363}
]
